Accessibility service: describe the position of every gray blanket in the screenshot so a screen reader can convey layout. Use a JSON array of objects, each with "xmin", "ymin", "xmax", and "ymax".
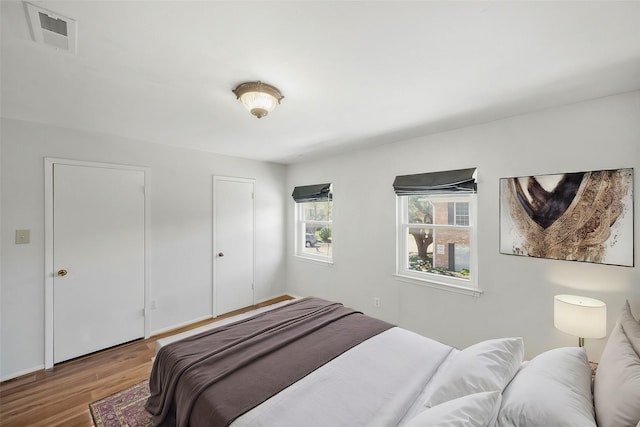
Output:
[{"xmin": 145, "ymin": 297, "xmax": 393, "ymax": 427}]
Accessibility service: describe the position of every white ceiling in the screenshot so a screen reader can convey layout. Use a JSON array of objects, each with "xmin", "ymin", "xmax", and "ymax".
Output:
[{"xmin": 2, "ymin": 1, "xmax": 640, "ymax": 164}]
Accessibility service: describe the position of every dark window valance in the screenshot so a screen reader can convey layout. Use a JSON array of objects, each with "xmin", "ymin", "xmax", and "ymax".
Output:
[
  {"xmin": 393, "ymin": 168, "xmax": 477, "ymax": 196},
  {"xmin": 292, "ymin": 183, "xmax": 332, "ymax": 203}
]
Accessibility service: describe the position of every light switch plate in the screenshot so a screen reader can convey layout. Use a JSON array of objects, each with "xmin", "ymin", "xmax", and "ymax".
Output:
[{"xmin": 16, "ymin": 229, "xmax": 30, "ymax": 244}]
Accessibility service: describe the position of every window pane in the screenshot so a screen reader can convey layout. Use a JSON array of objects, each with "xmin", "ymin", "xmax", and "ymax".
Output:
[
  {"xmin": 407, "ymin": 195, "xmax": 433, "ymax": 225},
  {"xmin": 303, "ymin": 224, "xmax": 332, "ymax": 258},
  {"xmin": 407, "ymin": 227, "xmax": 470, "ymax": 279},
  {"xmin": 432, "ymin": 201, "xmax": 457, "ymax": 225},
  {"xmin": 303, "ymin": 201, "xmax": 332, "ymax": 221},
  {"xmin": 412, "ymin": 199, "xmax": 470, "ymax": 226}
]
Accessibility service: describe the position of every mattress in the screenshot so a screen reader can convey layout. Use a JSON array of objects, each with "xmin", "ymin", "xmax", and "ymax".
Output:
[
  {"xmin": 149, "ymin": 297, "xmax": 606, "ymax": 427},
  {"xmin": 232, "ymin": 327, "xmax": 455, "ymax": 427},
  {"xmin": 151, "ymin": 298, "xmax": 456, "ymax": 426}
]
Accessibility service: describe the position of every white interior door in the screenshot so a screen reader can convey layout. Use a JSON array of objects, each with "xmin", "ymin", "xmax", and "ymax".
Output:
[
  {"xmin": 214, "ymin": 177, "xmax": 255, "ymax": 315},
  {"xmin": 53, "ymin": 163, "xmax": 145, "ymax": 363}
]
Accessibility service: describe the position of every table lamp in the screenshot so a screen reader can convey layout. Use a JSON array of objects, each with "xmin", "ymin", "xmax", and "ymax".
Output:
[{"xmin": 554, "ymin": 294, "xmax": 607, "ymax": 347}]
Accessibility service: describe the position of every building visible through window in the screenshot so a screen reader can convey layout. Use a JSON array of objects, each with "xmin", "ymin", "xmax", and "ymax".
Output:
[
  {"xmin": 393, "ymin": 168, "xmax": 477, "ymax": 292},
  {"xmin": 403, "ymin": 195, "xmax": 471, "ymax": 279}
]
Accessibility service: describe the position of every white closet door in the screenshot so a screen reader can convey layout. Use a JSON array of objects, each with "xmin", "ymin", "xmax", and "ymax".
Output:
[{"xmin": 214, "ymin": 177, "xmax": 255, "ymax": 315}]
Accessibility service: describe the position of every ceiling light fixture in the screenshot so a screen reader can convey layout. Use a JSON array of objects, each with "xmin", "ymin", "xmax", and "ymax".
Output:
[{"xmin": 232, "ymin": 81, "xmax": 284, "ymax": 119}]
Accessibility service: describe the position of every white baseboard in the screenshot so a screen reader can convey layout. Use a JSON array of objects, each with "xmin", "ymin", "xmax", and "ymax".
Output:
[
  {"xmin": 150, "ymin": 314, "xmax": 213, "ymax": 337},
  {"xmin": 1, "ymin": 364, "xmax": 45, "ymax": 382},
  {"xmin": 150, "ymin": 294, "xmax": 295, "ymax": 338},
  {"xmin": 255, "ymin": 293, "xmax": 297, "ymax": 305}
]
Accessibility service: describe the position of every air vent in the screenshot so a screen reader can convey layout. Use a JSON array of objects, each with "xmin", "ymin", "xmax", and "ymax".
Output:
[{"xmin": 26, "ymin": 3, "xmax": 77, "ymax": 54}]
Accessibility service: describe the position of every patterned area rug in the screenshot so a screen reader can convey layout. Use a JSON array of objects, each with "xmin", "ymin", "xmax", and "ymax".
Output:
[{"xmin": 89, "ymin": 380, "xmax": 154, "ymax": 427}]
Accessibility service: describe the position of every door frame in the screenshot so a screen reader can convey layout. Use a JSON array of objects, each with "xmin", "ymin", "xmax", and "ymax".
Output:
[
  {"xmin": 44, "ymin": 158, "xmax": 150, "ymax": 369},
  {"xmin": 212, "ymin": 175, "xmax": 256, "ymax": 317}
]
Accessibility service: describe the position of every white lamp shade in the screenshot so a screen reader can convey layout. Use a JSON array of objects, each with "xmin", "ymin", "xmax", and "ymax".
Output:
[{"xmin": 554, "ymin": 294, "xmax": 607, "ymax": 338}]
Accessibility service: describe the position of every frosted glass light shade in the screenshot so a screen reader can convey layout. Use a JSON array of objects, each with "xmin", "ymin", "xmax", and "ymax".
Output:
[
  {"xmin": 239, "ymin": 91, "xmax": 278, "ymax": 117},
  {"xmin": 232, "ymin": 81, "xmax": 284, "ymax": 118},
  {"xmin": 554, "ymin": 294, "xmax": 607, "ymax": 339}
]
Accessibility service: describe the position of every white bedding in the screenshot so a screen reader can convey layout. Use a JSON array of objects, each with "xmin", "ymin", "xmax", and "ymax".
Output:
[
  {"xmin": 233, "ymin": 327, "xmax": 455, "ymax": 427},
  {"xmin": 151, "ymin": 298, "xmax": 615, "ymax": 426},
  {"xmin": 154, "ymin": 302, "xmax": 456, "ymax": 427}
]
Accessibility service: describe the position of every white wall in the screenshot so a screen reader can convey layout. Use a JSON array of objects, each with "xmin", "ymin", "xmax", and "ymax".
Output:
[
  {"xmin": 2, "ymin": 91, "xmax": 637, "ymax": 380},
  {"xmin": 286, "ymin": 91, "xmax": 640, "ymax": 362},
  {"xmin": 0, "ymin": 118, "xmax": 287, "ymax": 380}
]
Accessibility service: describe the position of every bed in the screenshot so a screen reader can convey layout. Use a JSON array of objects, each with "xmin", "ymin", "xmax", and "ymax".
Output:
[{"xmin": 146, "ymin": 296, "xmax": 640, "ymax": 427}]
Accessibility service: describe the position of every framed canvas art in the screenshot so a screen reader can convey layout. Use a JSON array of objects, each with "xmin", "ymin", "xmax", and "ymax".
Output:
[{"xmin": 500, "ymin": 168, "xmax": 634, "ymax": 266}]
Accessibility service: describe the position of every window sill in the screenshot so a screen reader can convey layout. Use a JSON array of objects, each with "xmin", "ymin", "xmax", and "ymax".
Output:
[
  {"xmin": 294, "ymin": 255, "xmax": 334, "ymax": 266},
  {"xmin": 393, "ymin": 274, "xmax": 483, "ymax": 297}
]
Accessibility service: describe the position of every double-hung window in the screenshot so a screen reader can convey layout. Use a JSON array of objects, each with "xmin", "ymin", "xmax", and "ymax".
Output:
[
  {"xmin": 292, "ymin": 183, "xmax": 333, "ymax": 263},
  {"xmin": 394, "ymin": 168, "xmax": 479, "ymax": 295}
]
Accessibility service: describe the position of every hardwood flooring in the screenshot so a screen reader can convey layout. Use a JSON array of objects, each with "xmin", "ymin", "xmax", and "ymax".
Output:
[{"xmin": 0, "ymin": 295, "xmax": 293, "ymax": 427}]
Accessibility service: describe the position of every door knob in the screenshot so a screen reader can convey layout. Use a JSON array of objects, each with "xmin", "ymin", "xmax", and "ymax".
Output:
[
  {"xmin": 218, "ymin": 252, "xmax": 224, "ymax": 257},
  {"xmin": 57, "ymin": 269, "xmax": 68, "ymax": 277}
]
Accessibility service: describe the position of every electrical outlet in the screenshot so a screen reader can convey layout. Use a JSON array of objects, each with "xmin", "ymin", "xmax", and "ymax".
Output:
[
  {"xmin": 374, "ymin": 297, "xmax": 381, "ymax": 308},
  {"xmin": 151, "ymin": 300, "xmax": 157, "ymax": 310}
]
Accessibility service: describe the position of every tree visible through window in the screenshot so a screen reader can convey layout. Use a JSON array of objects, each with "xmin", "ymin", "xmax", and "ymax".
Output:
[
  {"xmin": 393, "ymin": 168, "xmax": 477, "ymax": 291},
  {"xmin": 292, "ymin": 183, "xmax": 333, "ymax": 263},
  {"xmin": 408, "ymin": 196, "xmax": 434, "ymax": 265},
  {"xmin": 298, "ymin": 200, "xmax": 332, "ymax": 261},
  {"xmin": 403, "ymin": 195, "xmax": 472, "ymax": 280}
]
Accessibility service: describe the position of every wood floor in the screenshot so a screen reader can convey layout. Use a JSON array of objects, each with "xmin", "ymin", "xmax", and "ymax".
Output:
[{"xmin": 0, "ymin": 295, "xmax": 293, "ymax": 427}]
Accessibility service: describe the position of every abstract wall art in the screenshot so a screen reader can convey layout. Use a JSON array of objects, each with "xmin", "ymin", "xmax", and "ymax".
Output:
[{"xmin": 500, "ymin": 168, "xmax": 634, "ymax": 266}]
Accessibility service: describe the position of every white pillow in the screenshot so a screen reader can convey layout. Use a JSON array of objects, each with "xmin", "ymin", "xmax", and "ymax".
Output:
[
  {"xmin": 425, "ymin": 337, "xmax": 524, "ymax": 407},
  {"xmin": 405, "ymin": 391, "xmax": 501, "ymax": 427},
  {"xmin": 621, "ymin": 300, "xmax": 640, "ymax": 356},
  {"xmin": 496, "ymin": 346, "xmax": 596, "ymax": 427},
  {"xmin": 594, "ymin": 306, "xmax": 640, "ymax": 427}
]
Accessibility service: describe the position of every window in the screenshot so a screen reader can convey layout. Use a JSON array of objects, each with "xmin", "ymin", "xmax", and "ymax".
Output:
[
  {"xmin": 292, "ymin": 183, "xmax": 333, "ymax": 263},
  {"xmin": 393, "ymin": 168, "xmax": 479, "ymax": 295},
  {"xmin": 451, "ymin": 202, "xmax": 469, "ymax": 226}
]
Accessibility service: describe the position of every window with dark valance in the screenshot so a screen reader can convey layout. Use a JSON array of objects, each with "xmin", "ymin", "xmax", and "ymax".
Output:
[
  {"xmin": 393, "ymin": 167, "xmax": 479, "ymax": 296},
  {"xmin": 291, "ymin": 183, "xmax": 332, "ymax": 203},
  {"xmin": 292, "ymin": 183, "xmax": 333, "ymax": 263},
  {"xmin": 392, "ymin": 167, "xmax": 477, "ymax": 196}
]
